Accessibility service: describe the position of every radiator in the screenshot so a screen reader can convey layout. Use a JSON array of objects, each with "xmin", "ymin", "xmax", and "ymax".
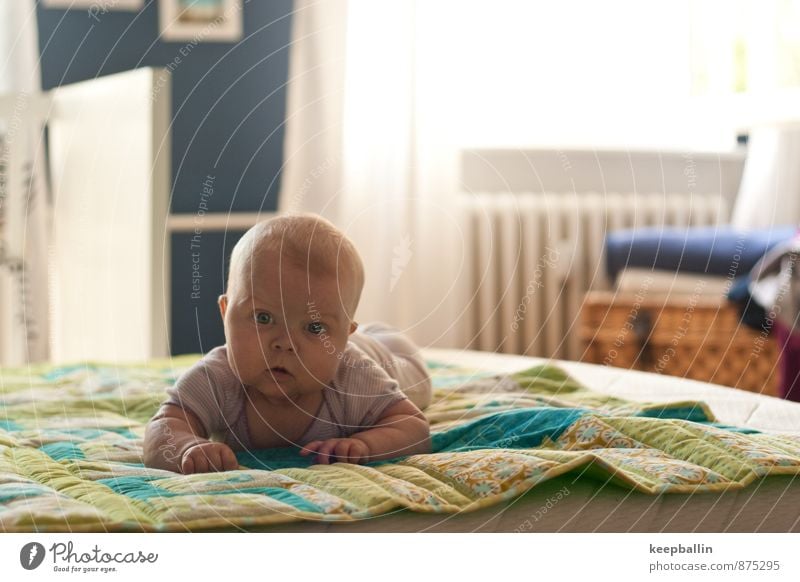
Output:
[{"xmin": 463, "ymin": 192, "xmax": 729, "ymax": 360}]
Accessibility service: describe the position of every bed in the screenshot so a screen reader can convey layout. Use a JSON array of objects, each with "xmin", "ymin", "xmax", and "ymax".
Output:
[{"xmin": 2, "ymin": 347, "xmax": 799, "ymax": 533}]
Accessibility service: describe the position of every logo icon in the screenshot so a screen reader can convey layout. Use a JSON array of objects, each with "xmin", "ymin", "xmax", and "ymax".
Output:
[
  {"xmin": 390, "ymin": 234, "xmax": 413, "ymax": 292},
  {"xmin": 20, "ymin": 542, "xmax": 46, "ymax": 570}
]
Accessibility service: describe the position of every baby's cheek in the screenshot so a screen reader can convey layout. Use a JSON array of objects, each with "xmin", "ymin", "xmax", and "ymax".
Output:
[{"xmin": 228, "ymin": 341, "xmax": 262, "ymax": 372}]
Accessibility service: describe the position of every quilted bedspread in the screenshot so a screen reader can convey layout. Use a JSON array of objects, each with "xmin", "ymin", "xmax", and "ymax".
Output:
[{"xmin": 2, "ymin": 357, "xmax": 800, "ymax": 532}]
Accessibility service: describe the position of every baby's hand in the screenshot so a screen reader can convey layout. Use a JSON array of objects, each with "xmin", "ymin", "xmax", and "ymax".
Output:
[
  {"xmin": 300, "ymin": 438, "xmax": 370, "ymax": 465},
  {"xmin": 181, "ymin": 442, "xmax": 239, "ymax": 474}
]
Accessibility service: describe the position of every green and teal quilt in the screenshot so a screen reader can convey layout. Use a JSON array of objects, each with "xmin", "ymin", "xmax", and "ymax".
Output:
[{"xmin": 2, "ymin": 357, "xmax": 800, "ymax": 532}]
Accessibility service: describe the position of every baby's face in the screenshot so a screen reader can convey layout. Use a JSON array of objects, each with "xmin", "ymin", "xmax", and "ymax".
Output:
[{"xmin": 219, "ymin": 250, "xmax": 357, "ymax": 403}]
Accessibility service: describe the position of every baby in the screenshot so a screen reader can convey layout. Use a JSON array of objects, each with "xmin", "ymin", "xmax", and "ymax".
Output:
[{"xmin": 144, "ymin": 214, "xmax": 432, "ymax": 474}]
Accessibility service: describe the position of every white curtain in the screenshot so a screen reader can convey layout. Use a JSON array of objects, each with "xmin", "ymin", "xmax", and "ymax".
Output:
[
  {"xmin": 0, "ymin": 0, "xmax": 50, "ymax": 364},
  {"xmin": 731, "ymin": 124, "xmax": 800, "ymax": 230},
  {"xmin": 280, "ymin": 0, "xmax": 467, "ymax": 348}
]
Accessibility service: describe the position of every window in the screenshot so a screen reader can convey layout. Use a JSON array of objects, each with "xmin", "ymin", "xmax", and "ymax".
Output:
[{"xmin": 426, "ymin": 0, "xmax": 800, "ymax": 150}]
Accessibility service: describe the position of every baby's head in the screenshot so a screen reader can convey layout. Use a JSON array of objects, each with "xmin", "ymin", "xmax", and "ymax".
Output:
[{"xmin": 219, "ymin": 213, "xmax": 365, "ymax": 403}]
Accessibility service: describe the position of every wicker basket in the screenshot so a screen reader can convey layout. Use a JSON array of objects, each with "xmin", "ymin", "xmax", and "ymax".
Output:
[{"xmin": 580, "ymin": 290, "xmax": 780, "ymax": 396}]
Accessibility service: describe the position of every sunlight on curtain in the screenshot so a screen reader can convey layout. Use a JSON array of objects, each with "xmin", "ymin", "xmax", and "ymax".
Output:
[
  {"xmin": 0, "ymin": 0, "xmax": 50, "ymax": 365},
  {"xmin": 281, "ymin": 0, "xmax": 467, "ymax": 348},
  {"xmin": 691, "ymin": 0, "xmax": 800, "ymax": 95},
  {"xmin": 436, "ymin": 0, "xmax": 800, "ymax": 150},
  {"xmin": 339, "ymin": 0, "xmax": 466, "ymax": 347}
]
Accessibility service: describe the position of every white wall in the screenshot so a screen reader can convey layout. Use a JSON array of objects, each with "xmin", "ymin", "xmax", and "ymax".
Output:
[{"xmin": 461, "ymin": 148, "xmax": 746, "ymax": 213}]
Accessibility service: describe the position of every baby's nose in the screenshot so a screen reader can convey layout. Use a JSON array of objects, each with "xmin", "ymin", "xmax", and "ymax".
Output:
[{"xmin": 269, "ymin": 331, "xmax": 294, "ymax": 352}]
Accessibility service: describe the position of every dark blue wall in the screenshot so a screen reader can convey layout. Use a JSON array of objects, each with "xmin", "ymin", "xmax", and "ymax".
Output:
[
  {"xmin": 171, "ymin": 229, "xmax": 246, "ymax": 355},
  {"xmin": 37, "ymin": 0, "xmax": 293, "ymax": 355}
]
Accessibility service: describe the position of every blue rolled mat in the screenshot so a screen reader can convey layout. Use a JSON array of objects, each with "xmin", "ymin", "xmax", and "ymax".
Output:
[{"xmin": 605, "ymin": 225, "xmax": 796, "ymax": 280}]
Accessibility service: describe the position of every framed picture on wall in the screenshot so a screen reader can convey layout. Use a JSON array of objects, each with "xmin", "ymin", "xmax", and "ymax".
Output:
[
  {"xmin": 42, "ymin": 0, "xmax": 144, "ymax": 9},
  {"xmin": 159, "ymin": 0, "xmax": 244, "ymax": 43}
]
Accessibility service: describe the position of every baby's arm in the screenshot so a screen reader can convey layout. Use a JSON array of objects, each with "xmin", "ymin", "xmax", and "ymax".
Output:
[
  {"xmin": 300, "ymin": 399, "xmax": 431, "ymax": 464},
  {"xmin": 143, "ymin": 404, "xmax": 238, "ymax": 474}
]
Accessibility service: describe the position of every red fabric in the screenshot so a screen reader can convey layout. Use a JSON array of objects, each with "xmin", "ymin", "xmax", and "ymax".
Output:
[{"xmin": 775, "ymin": 321, "xmax": 800, "ymax": 402}]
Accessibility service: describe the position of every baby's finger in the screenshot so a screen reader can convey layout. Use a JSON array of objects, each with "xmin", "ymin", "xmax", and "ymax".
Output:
[
  {"xmin": 191, "ymin": 450, "xmax": 209, "ymax": 473},
  {"xmin": 300, "ymin": 441, "xmax": 323, "ymax": 456},
  {"xmin": 348, "ymin": 448, "xmax": 364, "ymax": 465},
  {"xmin": 334, "ymin": 440, "xmax": 352, "ymax": 463},
  {"xmin": 209, "ymin": 445, "xmax": 232, "ymax": 471},
  {"xmin": 359, "ymin": 444, "xmax": 370, "ymax": 464},
  {"xmin": 182, "ymin": 455, "xmax": 195, "ymax": 475},
  {"xmin": 222, "ymin": 446, "xmax": 239, "ymax": 471},
  {"xmin": 315, "ymin": 440, "xmax": 339, "ymax": 464},
  {"xmin": 351, "ymin": 444, "xmax": 367, "ymax": 464},
  {"xmin": 205, "ymin": 447, "xmax": 222, "ymax": 471}
]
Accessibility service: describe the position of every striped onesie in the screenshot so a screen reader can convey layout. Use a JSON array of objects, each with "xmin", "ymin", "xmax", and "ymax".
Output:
[{"xmin": 163, "ymin": 324, "xmax": 431, "ymax": 451}]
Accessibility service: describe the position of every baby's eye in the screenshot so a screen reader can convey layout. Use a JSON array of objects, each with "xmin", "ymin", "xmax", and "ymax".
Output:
[
  {"xmin": 307, "ymin": 321, "xmax": 327, "ymax": 335},
  {"xmin": 255, "ymin": 312, "xmax": 273, "ymax": 325}
]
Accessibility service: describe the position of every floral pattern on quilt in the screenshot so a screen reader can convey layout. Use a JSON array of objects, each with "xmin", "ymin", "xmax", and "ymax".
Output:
[
  {"xmin": 548, "ymin": 415, "xmax": 646, "ymax": 450},
  {"xmin": 405, "ymin": 450, "xmax": 557, "ymax": 498}
]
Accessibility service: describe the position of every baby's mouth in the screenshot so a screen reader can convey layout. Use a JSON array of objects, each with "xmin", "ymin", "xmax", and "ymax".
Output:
[{"xmin": 267, "ymin": 366, "xmax": 293, "ymax": 380}]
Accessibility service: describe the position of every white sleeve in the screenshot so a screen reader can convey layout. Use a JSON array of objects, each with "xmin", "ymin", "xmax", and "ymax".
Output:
[
  {"xmin": 329, "ymin": 342, "xmax": 408, "ymax": 430},
  {"xmin": 163, "ymin": 347, "xmax": 241, "ymax": 435}
]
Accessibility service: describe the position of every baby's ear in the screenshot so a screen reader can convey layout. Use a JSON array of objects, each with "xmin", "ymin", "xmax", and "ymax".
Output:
[
  {"xmin": 218, "ymin": 295, "xmax": 228, "ymax": 319},
  {"xmin": 349, "ymin": 321, "xmax": 358, "ymax": 335}
]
